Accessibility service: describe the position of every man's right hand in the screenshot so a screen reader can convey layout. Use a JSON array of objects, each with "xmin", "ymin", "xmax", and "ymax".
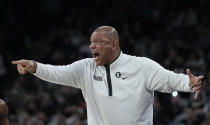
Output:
[{"xmin": 12, "ymin": 59, "xmax": 37, "ymax": 74}]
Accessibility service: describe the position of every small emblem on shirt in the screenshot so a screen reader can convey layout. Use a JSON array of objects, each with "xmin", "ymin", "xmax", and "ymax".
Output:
[
  {"xmin": 115, "ymin": 72, "xmax": 121, "ymax": 78},
  {"xmin": 122, "ymin": 77, "xmax": 128, "ymax": 80},
  {"xmin": 116, "ymin": 72, "xmax": 128, "ymax": 80},
  {"xmin": 93, "ymin": 75, "xmax": 103, "ymax": 81}
]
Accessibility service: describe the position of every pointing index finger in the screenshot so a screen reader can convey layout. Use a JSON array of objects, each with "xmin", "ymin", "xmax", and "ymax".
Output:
[{"xmin": 12, "ymin": 61, "xmax": 21, "ymax": 64}]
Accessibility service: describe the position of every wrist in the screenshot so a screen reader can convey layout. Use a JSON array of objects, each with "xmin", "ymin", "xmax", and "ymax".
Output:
[{"xmin": 31, "ymin": 60, "xmax": 37, "ymax": 73}]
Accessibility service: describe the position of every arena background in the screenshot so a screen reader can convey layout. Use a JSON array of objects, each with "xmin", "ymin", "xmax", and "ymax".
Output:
[{"xmin": 0, "ymin": 0, "xmax": 210, "ymax": 124}]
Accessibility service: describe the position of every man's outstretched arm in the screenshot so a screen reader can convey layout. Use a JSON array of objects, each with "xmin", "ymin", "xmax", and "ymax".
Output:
[
  {"xmin": 144, "ymin": 58, "xmax": 203, "ymax": 100},
  {"xmin": 12, "ymin": 59, "xmax": 87, "ymax": 89},
  {"xmin": 0, "ymin": 99, "xmax": 9, "ymax": 125}
]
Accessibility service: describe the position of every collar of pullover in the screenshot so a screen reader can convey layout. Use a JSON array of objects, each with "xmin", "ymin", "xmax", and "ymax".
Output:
[{"xmin": 99, "ymin": 51, "xmax": 125, "ymax": 70}]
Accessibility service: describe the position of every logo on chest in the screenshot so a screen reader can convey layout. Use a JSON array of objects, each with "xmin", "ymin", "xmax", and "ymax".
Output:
[
  {"xmin": 93, "ymin": 75, "xmax": 103, "ymax": 81},
  {"xmin": 115, "ymin": 72, "xmax": 128, "ymax": 80}
]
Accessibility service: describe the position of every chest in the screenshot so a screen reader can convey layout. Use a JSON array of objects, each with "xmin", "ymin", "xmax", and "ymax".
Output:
[{"xmin": 87, "ymin": 66, "xmax": 148, "ymax": 98}]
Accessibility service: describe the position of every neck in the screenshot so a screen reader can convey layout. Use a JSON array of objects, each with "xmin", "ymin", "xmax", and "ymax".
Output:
[{"xmin": 105, "ymin": 50, "xmax": 121, "ymax": 66}]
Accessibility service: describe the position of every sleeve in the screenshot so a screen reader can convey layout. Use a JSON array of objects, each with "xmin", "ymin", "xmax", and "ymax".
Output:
[
  {"xmin": 143, "ymin": 58, "xmax": 192, "ymax": 93},
  {"xmin": 33, "ymin": 59, "xmax": 88, "ymax": 89}
]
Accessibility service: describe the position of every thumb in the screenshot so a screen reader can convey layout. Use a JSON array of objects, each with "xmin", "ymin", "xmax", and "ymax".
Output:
[{"xmin": 186, "ymin": 69, "xmax": 193, "ymax": 78}]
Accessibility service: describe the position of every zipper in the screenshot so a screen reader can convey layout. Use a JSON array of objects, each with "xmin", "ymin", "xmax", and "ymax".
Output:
[{"xmin": 105, "ymin": 65, "xmax": 112, "ymax": 96}]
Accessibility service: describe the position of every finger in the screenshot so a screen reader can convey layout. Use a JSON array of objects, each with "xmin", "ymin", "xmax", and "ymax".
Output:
[
  {"xmin": 186, "ymin": 69, "xmax": 193, "ymax": 78},
  {"xmin": 192, "ymin": 86, "xmax": 201, "ymax": 93},
  {"xmin": 22, "ymin": 64, "xmax": 31, "ymax": 74},
  {"xmin": 21, "ymin": 68, "xmax": 26, "ymax": 74},
  {"xmin": 12, "ymin": 60, "xmax": 27, "ymax": 66},
  {"xmin": 12, "ymin": 61, "xmax": 22, "ymax": 64},
  {"xmin": 17, "ymin": 64, "xmax": 23, "ymax": 74},
  {"xmin": 19, "ymin": 65, "xmax": 25, "ymax": 75},
  {"xmin": 17, "ymin": 66, "xmax": 19, "ymax": 73},
  {"xmin": 197, "ymin": 75, "xmax": 204, "ymax": 81},
  {"xmin": 190, "ymin": 76, "xmax": 203, "ymax": 88},
  {"xmin": 194, "ymin": 90, "xmax": 200, "ymax": 100},
  {"xmin": 191, "ymin": 81, "xmax": 201, "ymax": 88}
]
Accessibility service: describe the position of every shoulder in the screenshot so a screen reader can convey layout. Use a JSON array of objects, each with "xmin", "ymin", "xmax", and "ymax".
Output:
[
  {"xmin": 71, "ymin": 58, "xmax": 94, "ymax": 65},
  {"xmin": 79, "ymin": 58, "xmax": 95, "ymax": 66},
  {"xmin": 123, "ymin": 54, "xmax": 152, "ymax": 65},
  {"xmin": 122, "ymin": 54, "xmax": 161, "ymax": 71},
  {"xmin": 69, "ymin": 58, "xmax": 96, "ymax": 70}
]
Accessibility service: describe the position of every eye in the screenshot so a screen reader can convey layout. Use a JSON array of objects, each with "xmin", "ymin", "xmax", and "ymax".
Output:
[
  {"xmin": 94, "ymin": 40, "xmax": 99, "ymax": 44},
  {"xmin": 92, "ymin": 40, "xmax": 101, "ymax": 46}
]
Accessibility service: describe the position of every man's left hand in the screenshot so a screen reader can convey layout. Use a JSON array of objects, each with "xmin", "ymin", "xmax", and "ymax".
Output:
[{"xmin": 186, "ymin": 69, "xmax": 204, "ymax": 100}]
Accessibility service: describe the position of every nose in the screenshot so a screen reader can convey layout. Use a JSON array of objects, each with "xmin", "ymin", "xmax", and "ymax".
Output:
[{"xmin": 89, "ymin": 42, "xmax": 96, "ymax": 50}]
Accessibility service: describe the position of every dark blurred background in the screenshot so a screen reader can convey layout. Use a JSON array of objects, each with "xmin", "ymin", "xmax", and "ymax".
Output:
[{"xmin": 0, "ymin": 0, "xmax": 210, "ymax": 125}]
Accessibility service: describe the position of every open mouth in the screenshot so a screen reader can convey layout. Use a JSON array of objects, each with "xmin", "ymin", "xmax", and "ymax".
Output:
[{"xmin": 92, "ymin": 52, "xmax": 100, "ymax": 60}]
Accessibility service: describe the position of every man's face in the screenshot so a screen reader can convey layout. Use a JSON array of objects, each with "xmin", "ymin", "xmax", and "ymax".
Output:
[{"xmin": 89, "ymin": 32, "xmax": 114, "ymax": 66}]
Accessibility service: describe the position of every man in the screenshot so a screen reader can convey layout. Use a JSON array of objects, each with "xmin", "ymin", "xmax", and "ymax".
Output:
[
  {"xmin": 0, "ymin": 99, "xmax": 9, "ymax": 125},
  {"xmin": 12, "ymin": 26, "xmax": 203, "ymax": 125}
]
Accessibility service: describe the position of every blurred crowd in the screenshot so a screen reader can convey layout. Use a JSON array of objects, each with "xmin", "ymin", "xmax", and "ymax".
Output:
[{"xmin": 0, "ymin": 0, "xmax": 210, "ymax": 125}]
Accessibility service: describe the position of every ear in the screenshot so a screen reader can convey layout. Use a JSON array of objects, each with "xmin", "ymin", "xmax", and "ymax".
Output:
[{"xmin": 112, "ymin": 40, "xmax": 118, "ymax": 51}]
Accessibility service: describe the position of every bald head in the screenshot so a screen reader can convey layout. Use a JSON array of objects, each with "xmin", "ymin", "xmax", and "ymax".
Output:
[
  {"xmin": 90, "ymin": 26, "xmax": 121, "ymax": 66},
  {"xmin": 94, "ymin": 26, "xmax": 119, "ymax": 42}
]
